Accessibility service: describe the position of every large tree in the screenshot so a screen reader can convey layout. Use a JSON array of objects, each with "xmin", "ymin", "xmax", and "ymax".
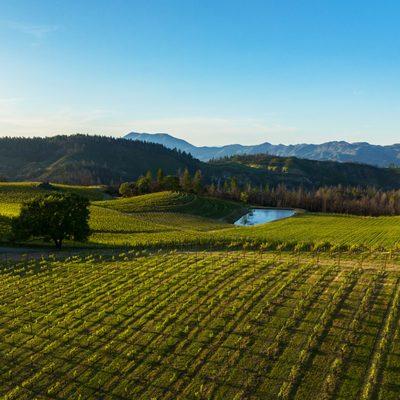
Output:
[{"xmin": 11, "ymin": 193, "xmax": 90, "ymax": 249}]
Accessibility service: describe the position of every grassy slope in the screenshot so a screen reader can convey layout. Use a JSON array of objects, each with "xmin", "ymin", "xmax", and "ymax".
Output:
[{"xmin": 2, "ymin": 250, "xmax": 400, "ymax": 399}]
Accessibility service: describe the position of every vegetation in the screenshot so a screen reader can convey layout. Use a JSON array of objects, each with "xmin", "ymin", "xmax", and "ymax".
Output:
[
  {"xmin": 0, "ymin": 135, "xmax": 201, "ymax": 185},
  {"xmin": 211, "ymin": 183, "xmax": 400, "ymax": 216},
  {"xmin": 210, "ymin": 153, "xmax": 400, "ymax": 189},
  {"xmin": 0, "ymin": 181, "xmax": 108, "ymax": 203},
  {"xmin": 96, "ymin": 191, "xmax": 246, "ymax": 221},
  {"xmin": 2, "ymin": 250, "xmax": 400, "ymax": 399},
  {"xmin": 11, "ymin": 193, "xmax": 90, "ymax": 249},
  {"xmin": 2, "ymin": 180, "xmax": 400, "ymax": 398},
  {"xmin": 2, "ymin": 135, "xmax": 400, "ymax": 189},
  {"xmin": 1, "ymin": 184, "xmax": 400, "ymax": 250},
  {"xmin": 119, "ymin": 167, "xmax": 204, "ymax": 197},
  {"xmin": 119, "ymin": 167, "xmax": 400, "ymax": 217}
]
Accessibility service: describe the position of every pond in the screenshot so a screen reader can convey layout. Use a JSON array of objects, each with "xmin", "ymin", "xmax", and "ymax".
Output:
[{"xmin": 234, "ymin": 208, "xmax": 295, "ymax": 226}]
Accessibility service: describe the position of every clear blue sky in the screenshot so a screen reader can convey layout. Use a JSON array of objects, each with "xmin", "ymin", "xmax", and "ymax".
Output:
[{"xmin": 1, "ymin": 0, "xmax": 399, "ymax": 145}]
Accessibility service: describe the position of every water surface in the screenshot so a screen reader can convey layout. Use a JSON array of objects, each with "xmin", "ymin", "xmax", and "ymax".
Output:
[{"xmin": 234, "ymin": 208, "xmax": 295, "ymax": 226}]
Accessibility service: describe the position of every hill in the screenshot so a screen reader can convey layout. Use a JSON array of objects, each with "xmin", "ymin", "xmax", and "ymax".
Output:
[
  {"xmin": 0, "ymin": 135, "xmax": 201, "ymax": 185},
  {"xmin": 211, "ymin": 154, "xmax": 400, "ymax": 189},
  {"xmin": 1, "ymin": 135, "xmax": 400, "ymax": 189},
  {"xmin": 125, "ymin": 131, "xmax": 400, "ymax": 166},
  {"xmin": 3, "ymin": 182, "xmax": 400, "ymax": 251},
  {"xmin": 95, "ymin": 191, "xmax": 247, "ymax": 222}
]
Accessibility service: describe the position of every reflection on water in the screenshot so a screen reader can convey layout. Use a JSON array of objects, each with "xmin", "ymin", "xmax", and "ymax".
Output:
[{"xmin": 234, "ymin": 208, "xmax": 295, "ymax": 226}]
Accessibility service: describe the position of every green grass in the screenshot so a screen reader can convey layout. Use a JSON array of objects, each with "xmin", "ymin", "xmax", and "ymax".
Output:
[{"xmin": 1, "ymin": 250, "xmax": 400, "ymax": 399}]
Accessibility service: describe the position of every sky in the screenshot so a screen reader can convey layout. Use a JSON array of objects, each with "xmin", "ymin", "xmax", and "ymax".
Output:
[{"xmin": 1, "ymin": 0, "xmax": 400, "ymax": 146}]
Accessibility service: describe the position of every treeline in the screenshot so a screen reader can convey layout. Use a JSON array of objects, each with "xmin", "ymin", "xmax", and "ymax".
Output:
[
  {"xmin": 210, "ymin": 178, "xmax": 400, "ymax": 216},
  {"xmin": 119, "ymin": 168, "xmax": 204, "ymax": 197},
  {"xmin": 119, "ymin": 168, "xmax": 400, "ymax": 216}
]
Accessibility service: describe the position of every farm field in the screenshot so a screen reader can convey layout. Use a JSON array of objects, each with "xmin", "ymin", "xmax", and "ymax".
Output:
[
  {"xmin": 217, "ymin": 213, "xmax": 400, "ymax": 251},
  {"xmin": 1, "ymin": 250, "xmax": 400, "ymax": 399}
]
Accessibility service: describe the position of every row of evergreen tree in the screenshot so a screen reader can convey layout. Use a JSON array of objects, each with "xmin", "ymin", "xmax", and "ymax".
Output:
[
  {"xmin": 119, "ymin": 168, "xmax": 203, "ymax": 197},
  {"xmin": 210, "ymin": 178, "xmax": 400, "ymax": 216}
]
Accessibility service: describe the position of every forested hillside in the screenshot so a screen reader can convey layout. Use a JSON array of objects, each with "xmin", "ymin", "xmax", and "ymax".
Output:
[
  {"xmin": 211, "ymin": 154, "xmax": 400, "ymax": 189},
  {"xmin": 1, "ymin": 135, "xmax": 400, "ymax": 189},
  {"xmin": 0, "ymin": 135, "xmax": 201, "ymax": 185}
]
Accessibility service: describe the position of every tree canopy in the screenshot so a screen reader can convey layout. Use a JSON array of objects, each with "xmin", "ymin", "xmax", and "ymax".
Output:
[{"xmin": 11, "ymin": 193, "xmax": 90, "ymax": 248}]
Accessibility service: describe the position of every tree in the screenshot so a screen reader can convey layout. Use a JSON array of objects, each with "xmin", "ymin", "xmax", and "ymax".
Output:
[
  {"xmin": 180, "ymin": 168, "xmax": 192, "ymax": 192},
  {"xmin": 230, "ymin": 177, "xmax": 239, "ymax": 199},
  {"xmin": 156, "ymin": 168, "xmax": 164, "ymax": 189},
  {"xmin": 145, "ymin": 170, "xmax": 153, "ymax": 184},
  {"xmin": 163, "ymin": 175, "xmax": 181, "ymax": 191},
  {"xmin": 192, "ymin": 170, "xmax": 203, "ymax": 194},
  {"xmin": 240, "ymin": 191, "xmax": 249, "ymax": 203},
  {"xmin": 119, "ymin": 182, "xmax": 135, "ymax": 197},
  {"xmin": 135, "ymin": 175, "xmax": 151, "ymax": 194},
  {"xmin": 11, "ymin": 193, "xmax": 90, "ymax": 249}
]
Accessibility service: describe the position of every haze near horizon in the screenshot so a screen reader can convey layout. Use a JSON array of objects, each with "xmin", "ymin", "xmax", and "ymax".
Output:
[{"xmin": 1, "ymin": 1, "xmax": 400, "ymax": 146}]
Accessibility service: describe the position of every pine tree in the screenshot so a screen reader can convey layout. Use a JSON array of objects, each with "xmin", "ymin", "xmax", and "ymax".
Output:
[
  {"xmin": 156, "ymin": 168, "xmax": 164, "ymax": 186},
  {"xmin": 192, "ymin": 170, "xmax": 203, "ymax": 194}
]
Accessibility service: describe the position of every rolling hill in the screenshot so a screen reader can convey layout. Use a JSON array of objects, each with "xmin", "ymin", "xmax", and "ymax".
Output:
[
  {"xmin": 0, "ymin": 135, "xmax": 201, "ymax": 185},
  {"xmin": 125, "ymin": 131, "xmax": 400, "ymax": 166}
]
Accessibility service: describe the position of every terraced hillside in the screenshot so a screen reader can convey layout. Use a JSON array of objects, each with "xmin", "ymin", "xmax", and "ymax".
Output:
[
  {"xmin": 95, "ymin": 191, "xmax": 246, "ymax": 221},
  {"xmin": 1, "ymin": 250, "xmax": 400, "ymax": 399},
  {"xmin": 0, "ymin": 185, "xmax": 237, "ymax": 246}
]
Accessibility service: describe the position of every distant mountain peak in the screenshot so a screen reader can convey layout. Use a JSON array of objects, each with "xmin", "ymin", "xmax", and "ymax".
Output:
[{"xmin": 124, "ymin": 132, "xmax": 400, "ymax": 167}]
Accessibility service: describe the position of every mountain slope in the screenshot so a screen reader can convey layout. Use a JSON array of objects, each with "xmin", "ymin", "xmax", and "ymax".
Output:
[
  {"xmin": 125, "ymin": 132, "xmax": 400, "ymax": 166},
  {"xmin": 212, "ymin": 154, "xmax": 400, "ymax": 189},
  {"xmin": 0, "ymin": 135, "xmax": 201, "ymax": 185}
]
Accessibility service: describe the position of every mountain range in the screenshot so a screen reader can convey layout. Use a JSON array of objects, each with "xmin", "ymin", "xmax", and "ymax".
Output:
[
  {"xmin": 1, "ymin": 134, "xmax": 400, "ymax": 190},
  {"xmin": 125, "ymin": 132, "xmax": 400, "ymax": 167}
]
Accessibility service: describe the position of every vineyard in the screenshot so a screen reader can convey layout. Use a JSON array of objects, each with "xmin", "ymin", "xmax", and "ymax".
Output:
[
  {"xmin": 1, "ymin": 250, "xmax": 400, "ymax": 399},
  {"xmin": 2, "ymin": 182, "xmax": 400, "ymax": 398},
  {"xmin": 1, "ymin": 184, "xmax": 400, "ymax": 251},
  {"xmin": 95, "ymin": 191, "xmax": 246, "ymax": 221}
]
